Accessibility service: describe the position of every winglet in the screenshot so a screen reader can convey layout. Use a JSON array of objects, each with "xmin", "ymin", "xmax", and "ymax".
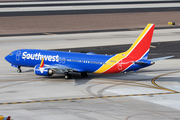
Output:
[{"xmin": 40, "ymin": 58, "xmax": 44, "ymax": 68}]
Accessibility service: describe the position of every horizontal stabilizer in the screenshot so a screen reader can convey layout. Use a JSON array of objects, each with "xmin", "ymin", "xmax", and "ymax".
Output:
[
  {"xmin": 135, "ymin": 60, "xmax": 155, "ymax": 65},
  {"xmin": 148, "ymin": 56, "xmax": 174, "ymax": 61}
]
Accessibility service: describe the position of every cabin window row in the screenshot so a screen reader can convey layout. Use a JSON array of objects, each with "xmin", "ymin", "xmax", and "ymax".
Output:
[{"xmin": 66, "ymin": 59, "xmax": 112, "ymax": 65}]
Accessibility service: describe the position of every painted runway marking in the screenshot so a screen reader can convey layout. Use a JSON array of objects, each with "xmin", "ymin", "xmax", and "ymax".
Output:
[
  {"xmin": 1, "ymin": 71, "xmax": 179, "ymax": 105},
  {"xmin": 0, "ymin": 92, "xmax": 179, "ymax": 105},
  {"xmin": 151, "ymin": 71, "xmax": 180, "ymax": 92},
  {"xmin": 43, "ymin": 33, "xmax": 57, "ymax": 35},
  {"xmin": 91, "ymin": 78, "xmax": 167, "ymax": 91}
]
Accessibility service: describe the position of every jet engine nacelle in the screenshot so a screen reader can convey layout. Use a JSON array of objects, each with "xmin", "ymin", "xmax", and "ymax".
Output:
[{"xmin": 34, "ymin": 64, "xmax": 54, "ymax": 76}]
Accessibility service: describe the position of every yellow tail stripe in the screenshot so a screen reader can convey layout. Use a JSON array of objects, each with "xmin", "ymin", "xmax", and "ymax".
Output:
[
  {"xmin": 94, "ymin": 52, "xmax": 126, "ymax": 73},
  {"xmin": 94, "ymin": 24, "xmax": 153, "ymax": 74},
  {"xmin": 124, "ymin": 24, "xmax": 153, "ymax": 55}
]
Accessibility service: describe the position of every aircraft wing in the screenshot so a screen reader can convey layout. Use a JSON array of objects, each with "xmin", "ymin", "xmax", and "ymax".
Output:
[
  {"xmin": 44, "ymin": 64, "xmax": 85, "ymax": 73},
  {"xmin": 148, "ymin": 55, "xmax": 174, "ymax": 61}
]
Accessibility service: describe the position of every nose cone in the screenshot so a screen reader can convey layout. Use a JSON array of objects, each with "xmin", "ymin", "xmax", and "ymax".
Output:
[
  {"xmin": 5, "ymin": 55, "xmax": 10, "ymax": 62},
  {"xmin": 5, "ymin": 53, "xmax": 13, "ymax": 63}
]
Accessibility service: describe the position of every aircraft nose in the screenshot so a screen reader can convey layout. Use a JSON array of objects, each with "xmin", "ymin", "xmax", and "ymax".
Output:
[
  {"xmin": 5, "ymin": 53, "xmax": 14, "ymax": 63},
  {"xmin": 5, "ymin": 55, "xmax": 10, "ymax": 62}
]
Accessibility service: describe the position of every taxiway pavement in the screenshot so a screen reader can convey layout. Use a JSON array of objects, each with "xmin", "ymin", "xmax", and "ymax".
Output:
[{"xmin": 0, "ymin": 29, "xmax": 180, "ymax": 120}]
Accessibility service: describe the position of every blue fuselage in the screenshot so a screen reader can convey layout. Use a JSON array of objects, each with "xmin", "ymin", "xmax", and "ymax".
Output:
[{"xmin": 5, "ymin": 49, "xmax": 113, "ymax": 73}]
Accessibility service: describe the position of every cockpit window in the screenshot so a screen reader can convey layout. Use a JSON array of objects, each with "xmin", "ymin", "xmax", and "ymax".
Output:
[{"xmin": 9, "ymin": 53, "xmax": 13, "ymax": 56}]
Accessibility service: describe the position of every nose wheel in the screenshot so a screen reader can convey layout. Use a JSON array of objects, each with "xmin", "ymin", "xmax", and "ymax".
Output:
[{"xmin": 17, "ymin": 66, "xmax": 21, "ymax": 73}]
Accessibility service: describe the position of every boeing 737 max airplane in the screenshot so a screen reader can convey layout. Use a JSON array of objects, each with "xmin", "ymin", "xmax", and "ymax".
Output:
[{"xmin": 5, "ymin": 24, "xmax": 173, "ymax": 79}]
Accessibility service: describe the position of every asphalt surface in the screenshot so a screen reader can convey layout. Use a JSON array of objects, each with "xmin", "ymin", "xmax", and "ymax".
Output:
[
  {"xmin": 1, "ymin": 12, "xmax": 180, "ymax": 36},
  {"xmin": 0, "ymin": 0, "xmax": 180, "ymax": 36},
  {"xmin": 1, "ymin": 1, "xmax": 180, "ymax": 7},
  {"xmin": 1, "ymin": 7, "xmax": 180, "ymax": 17},
  {"xmin": 1, "ymin": 26, "xmax": 180, "ymax": 37},
  {"xmin": 52, "ymin": 41, "xmax": 180, "ymax": 59}
]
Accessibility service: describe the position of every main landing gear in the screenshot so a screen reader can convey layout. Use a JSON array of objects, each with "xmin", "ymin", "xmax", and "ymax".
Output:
[
  {"xmin": 17, "ymin": 66, "xmax": 21, "ymax": 73},
  {"xmin": 64, "ymin": 72, "xmax": 88, "ymax": 79},
  {"xmin": 64, "ymin": 72, "xmax": 72, "ymax": 79},
  {"xmin": 81, "ymin": 72, "xmax": 88, "ymax": 77}
]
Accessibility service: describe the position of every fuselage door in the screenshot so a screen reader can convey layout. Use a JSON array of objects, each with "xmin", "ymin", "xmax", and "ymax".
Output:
[{"xmin": 16, "ymin": 51, "xmax": 21, "ymax": 61}]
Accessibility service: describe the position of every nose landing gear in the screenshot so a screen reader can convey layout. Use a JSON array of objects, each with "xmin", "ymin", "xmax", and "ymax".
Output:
[{"xmin": 17, "ymin": 66, "xmax": 21, "ymax": 73}]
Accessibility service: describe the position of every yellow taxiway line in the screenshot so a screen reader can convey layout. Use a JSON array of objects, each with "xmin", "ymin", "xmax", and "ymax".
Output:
[
  {"xmin": 0, "ymin": 71, "xmax": 180, "ymax": 105},
  {"xmin": 0, "ymin": 92, "xmax": 179, "ymax": 105},
  {"xmin": 151, "ymin": 71, "xmax": 180, "ymax": 92}
]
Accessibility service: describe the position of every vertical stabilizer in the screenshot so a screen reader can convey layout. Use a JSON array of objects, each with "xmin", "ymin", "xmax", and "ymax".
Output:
[
  {"xmin": 123, "ymin": 24, "xmax": 155, "ymax": 60},
  {"xmin": 94, "ymin": 24, "xmax": 155, "ymax": 74}
]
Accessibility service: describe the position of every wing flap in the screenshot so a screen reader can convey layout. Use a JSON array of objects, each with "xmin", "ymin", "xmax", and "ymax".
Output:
[{"xmin": 43, "ymin": 64, "xmax": 85, "ymax": 73}]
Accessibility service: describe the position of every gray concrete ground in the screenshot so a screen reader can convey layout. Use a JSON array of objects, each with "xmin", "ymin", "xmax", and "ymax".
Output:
[{"xmin": 0, "ymin": 30, "xmax": 180, "ymax": 120}]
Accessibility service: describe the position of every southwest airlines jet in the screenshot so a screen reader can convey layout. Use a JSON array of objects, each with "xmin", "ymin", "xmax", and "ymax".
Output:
[{"xmin": 5, "ymin": 24, "xmax": 173, "ymax": 79}]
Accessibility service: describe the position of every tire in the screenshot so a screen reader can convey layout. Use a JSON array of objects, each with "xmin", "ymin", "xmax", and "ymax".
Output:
[{"xmin": 65, "ymin": 74, "xmax": 72, "ymax": 79}]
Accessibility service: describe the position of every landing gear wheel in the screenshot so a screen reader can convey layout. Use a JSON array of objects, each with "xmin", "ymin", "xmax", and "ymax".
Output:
[
  {"xmin": 81, "ymin": 72, "xmax": 88, "ymax": 77},
  {"xmin": 17, "ymin": 69, "xmax": 21, "ymax": 73},
  {"xmin": 65, "ymin": 73, "xmax": 72, "ymax": 79}
]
